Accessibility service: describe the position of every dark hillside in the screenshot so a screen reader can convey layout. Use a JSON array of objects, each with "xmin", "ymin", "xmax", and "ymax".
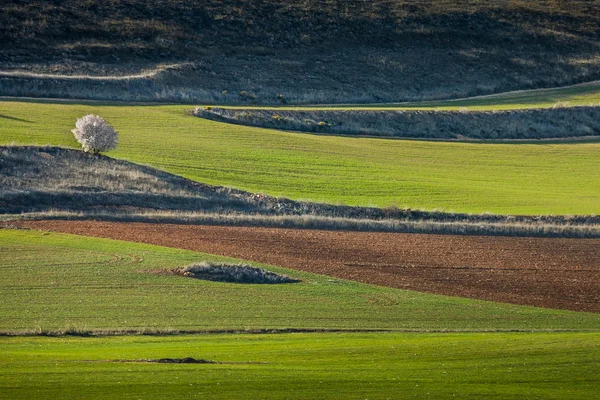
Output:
[
  {"xmin": 1, "ymin": 1, "xmax": 599, "ymax": 103},
  {"xmin": 3, "ymin": 146, "xmax": 599, "ymax": 237}
]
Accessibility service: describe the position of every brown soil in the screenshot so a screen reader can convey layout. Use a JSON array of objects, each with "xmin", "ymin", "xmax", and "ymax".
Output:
[{"xmin": 13, "ymin": 220, "xmax": 600, "ymax": 313}]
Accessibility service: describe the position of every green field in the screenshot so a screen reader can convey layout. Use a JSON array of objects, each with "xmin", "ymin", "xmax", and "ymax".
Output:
[
  {"xmin": 394, "ymin": 80, "xmax": 600, "ymax": 110},
  {"xmin": 1, "ymin": 332, "xmax": 599, "ymax": 399},
  {"xmin": 1, "ymin": 217, "xmax": 599, "ymax": 398},
  {"xmin": 1, "ymin": 100, "xmax": 599, "ymax": 215},
  {"xmin": 3, "ymin": 228, "xmax": 599, "ymax": 333}
]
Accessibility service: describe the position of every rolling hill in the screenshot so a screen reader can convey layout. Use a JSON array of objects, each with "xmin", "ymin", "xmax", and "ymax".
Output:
[
  {"xmin": 1, "ymin": 0, "xmax": 599, "ymax": 103},
  {"xmin": 2, "ymin": 100, "xmax": 600, "ymax": 215}
]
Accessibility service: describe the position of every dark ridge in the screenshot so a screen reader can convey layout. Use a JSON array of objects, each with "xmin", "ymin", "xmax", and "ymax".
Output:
[
  {"xmin": 0, "ymin": 1, "xmax": 599, "ymax": 103},
  {"xmin": 195, "ymin": 106, "xmax": 600, "ymax": 140}
]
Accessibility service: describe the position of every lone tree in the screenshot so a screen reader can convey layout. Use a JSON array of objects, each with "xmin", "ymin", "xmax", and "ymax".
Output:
[{"xmin": 72, "ymin": 114, "xmax": 118, "ymax": 154}]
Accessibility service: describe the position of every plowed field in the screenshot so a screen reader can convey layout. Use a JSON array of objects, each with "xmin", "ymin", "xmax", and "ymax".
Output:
[{"xmin": 13, "ymin": 220, "xmax": 600, "ymax": 313}]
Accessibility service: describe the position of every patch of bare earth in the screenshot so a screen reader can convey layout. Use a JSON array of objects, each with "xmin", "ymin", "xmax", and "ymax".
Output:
[{"xmin": 12, "ymin": 221, "xmax": 600, "ymax": 313}]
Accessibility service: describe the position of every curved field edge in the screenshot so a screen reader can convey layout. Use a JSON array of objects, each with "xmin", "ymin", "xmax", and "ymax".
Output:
[
  {"xmin": 195, "ymin": 106, "xmax": 600, "ymax": 140},
  {"xmin": 194, "ymin": 81, "xmax": 600, "ymax": 140},
  {"xmin": 1, "ymin": 333, "xmax": 599, "ymax": 400},
  {"xmin": 207, "ymin": 79, "xmax": 600, "ymax": 111},
  {"xmin": 1, "ymin": 228, "xmax": 599, "ymax": 333},
  {"xmin": 396, "ymin": 79, "xmax": 600, "ymax": 110},
  {"xmin": 3, "ymin": 76, "xmax": 600, "ymax": 110},
  {"xmin": 1, "ymin": 100, "xmax": 600, "ymax": 215}
]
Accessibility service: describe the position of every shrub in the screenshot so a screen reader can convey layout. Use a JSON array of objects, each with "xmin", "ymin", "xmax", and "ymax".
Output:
[
  {"xmin": 239, "ymin": 90, "xmax": 257, "ymax": 102},
  {"xmin": 72, "ymin": 115, "xmax": 118, "ymax": 154},
  {"xmin": 178, "ymin": 262, "xmax": 299, "ymax": 284}
]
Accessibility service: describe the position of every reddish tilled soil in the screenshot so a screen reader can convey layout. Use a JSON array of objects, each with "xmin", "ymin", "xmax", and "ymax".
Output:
[{"xmin": 13, "ymin": 220, "xmax": 600, "ymax": 313}]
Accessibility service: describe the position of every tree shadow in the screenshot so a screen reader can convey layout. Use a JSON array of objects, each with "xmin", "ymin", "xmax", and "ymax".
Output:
[{"xmin": 0, "ymin": 114, "xmax": 33, "ymax": 123}]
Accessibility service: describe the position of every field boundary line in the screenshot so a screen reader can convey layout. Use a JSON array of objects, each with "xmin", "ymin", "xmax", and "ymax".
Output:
[
  {"xmin": 1, "ymin": 328, "xmax": 597, "ymax": 337},
  {"xmin": 4, "ymin": 212, "xmax": 599, "ymax": 239},
  {"xmin": 0, "ymin": 78, "xmax": 600, "ymax": 107}
]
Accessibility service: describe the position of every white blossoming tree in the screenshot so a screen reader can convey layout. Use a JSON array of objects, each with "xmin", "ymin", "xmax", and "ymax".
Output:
[{"xmin": 72, "ymin": 114, "xmax": 118, "ymax": 154}]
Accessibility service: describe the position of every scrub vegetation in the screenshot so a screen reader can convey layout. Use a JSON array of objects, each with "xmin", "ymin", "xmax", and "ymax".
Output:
[
  {"xmin": 1, "ymin": 1, "xmax": 600, "ymax": 103},
  {"xmin": 173, "ymin": 262, "xmax": 299, "ymax": 284},
  {"xmin": 196, "ymin": 105, "xmax": 600, "ymax": 140}
]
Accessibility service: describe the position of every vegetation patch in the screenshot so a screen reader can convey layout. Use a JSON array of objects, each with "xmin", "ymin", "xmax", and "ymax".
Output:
[
  {"xmin": 0, "ymin": 145, "xmax": 308, "ymax": 215},
  {"xmin": 139, "ymin": 357, "xmax": 217, "ymax": 364},
  {"xmin": 9, "ymin": 211, "xmax": 600, "ymax": 239},
  {"xmin": 117, "ymin": 357, "xmax": 261, "ymax": 365},
  {"xmin": 173, "ymin": 262, "xmax": 300, "ymax": 284},
  {"xmin": 196, "ymin": 106, "xmax": 600, "ymax": 140}
]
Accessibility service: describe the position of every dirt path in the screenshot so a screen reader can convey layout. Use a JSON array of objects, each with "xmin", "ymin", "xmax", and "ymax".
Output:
[
  {"xmin": 0, "ymin": 63, "xmax": 189, "ymax": 81},
  {"xmin": 13, "ymin": 220, "xmax": 600, "ymax": 313}
]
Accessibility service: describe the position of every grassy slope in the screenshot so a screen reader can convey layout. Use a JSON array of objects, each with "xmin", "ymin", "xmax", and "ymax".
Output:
[
  {"xmin": 1, "ymin": 333, "xmax": 599, "ymax": 399},
  {"xmin": 2, "ymin": 228, "xmax": 599, "ymax": 333},
  {"xmin": 395, "ymin": 80, "xmax": 600, "ymax": 110},
  {"xmin": 225, "ymin": 80, "xmax": 600, "ymax": 110},
  {"xmin": 1, "ymin": 100, "xmax": 600, "ymax": 215}
]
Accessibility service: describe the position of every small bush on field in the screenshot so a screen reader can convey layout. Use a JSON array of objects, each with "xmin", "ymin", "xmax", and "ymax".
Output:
[
  {"xmin": 239, "ymin": 90, "xmax": 257, "ymax": 102},
  {"xmin": 176, "ymin": 262, "xmax": 299, "ymax": 284},
  {"xmin": 72, "ymin": 115, "xmax": 118, "ymax": 154}
]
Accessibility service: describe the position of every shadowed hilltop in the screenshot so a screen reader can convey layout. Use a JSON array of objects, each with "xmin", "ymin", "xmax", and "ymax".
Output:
[{"xmin": 1, "ymin": 0, "xmax": 599, "ymax": 103}]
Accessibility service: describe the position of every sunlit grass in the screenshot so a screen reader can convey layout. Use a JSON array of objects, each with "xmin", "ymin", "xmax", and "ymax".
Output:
[
  {"xmin": 1, "ymin": 332, "xmax": 598, "ymax": 399},
  {"xmin": 1, "ymin": 99, "xmax": 599, "ymax": 214},
  {"xmin": 2, "ymin": 228, "xmax": 599, "ymax": 333}
]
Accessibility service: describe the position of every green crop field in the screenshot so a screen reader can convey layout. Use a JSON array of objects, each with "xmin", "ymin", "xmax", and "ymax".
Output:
[
  {"xmin": 1, "ymin": 332, "xmax": 599, "ymax": 399},
  {"xmin": 1, "ymin": 99, "xmax": 599, "ymax": 215},
  {"xmin": 3, "ymin": 228, "xmax": 599, "ymax": 333},
  {"xmin": 1, "ymin": 228, "xmax": 599, "ymax": 399}
]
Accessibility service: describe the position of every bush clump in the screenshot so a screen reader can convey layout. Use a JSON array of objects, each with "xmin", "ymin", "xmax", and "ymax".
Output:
[{"xmin": 178, "ymin": 262, "xmax": 299, "ymax": 284}]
